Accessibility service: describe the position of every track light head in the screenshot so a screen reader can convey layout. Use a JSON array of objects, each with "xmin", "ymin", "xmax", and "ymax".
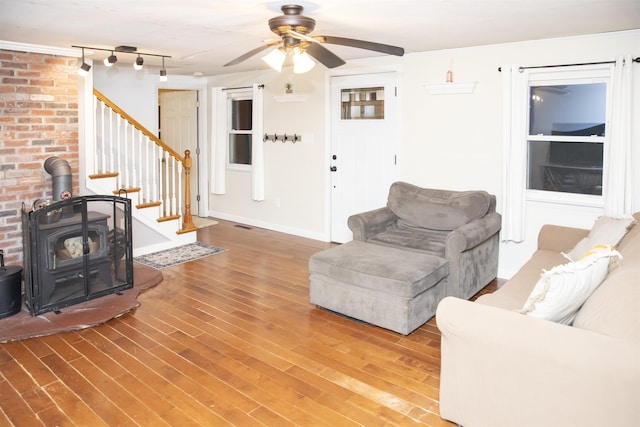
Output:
[
  {"xmin": 77, "ymin": 48, "xmax": 91, "ymax": 76},
  {"xmin": 78, "ymin": 62, "xmax": 91, "ymax": 76},
  {"xmin": 159, "ymin": 69, "xmax": 167, "ymax": 82},
  {"xmin": 134, "ymin": 55, "xmax": 144, "ymax": 70},
  {"xmin": 104, "ymin": 52, "xmax": 117, "ymax": 66}
]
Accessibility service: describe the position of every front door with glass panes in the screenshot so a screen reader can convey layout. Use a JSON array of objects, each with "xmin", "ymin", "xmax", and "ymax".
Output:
[{"xmin": 330, "ymin": 72, "xmax": 398, "ymax": 243}]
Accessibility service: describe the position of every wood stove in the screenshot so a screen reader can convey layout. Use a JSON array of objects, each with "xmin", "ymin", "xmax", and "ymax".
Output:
[{"xmin": 22, "ymin": 195, "xmax": 133, "ymax": 316}]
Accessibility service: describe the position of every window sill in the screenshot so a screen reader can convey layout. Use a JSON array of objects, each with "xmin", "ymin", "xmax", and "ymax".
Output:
[
  {"xmin": 226, "ymin": 164, "xmax": 252, "ymax": 173},
  {"xmin": 526, "ymin": 190, "xmax": 604, "ymax": 208}
]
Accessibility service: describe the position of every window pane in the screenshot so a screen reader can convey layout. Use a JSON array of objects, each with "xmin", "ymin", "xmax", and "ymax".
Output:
[
  {"xmin": 231, "ymin": 99, "xmax": 252, "ymax": 130},
  {"xmin": 341, "ymin": 87, "xmax": 384, "ymax": 120},
  {"xmin": 229, "ymin": 134, "xmax": 252, "ymax": 165},
  {"xmin": 529, "ymin": 83, "xmax": 606, "ymax": 136},
  {"xmin": 528, "ymin": 140, "xmax": 603, "ymax": 195}
]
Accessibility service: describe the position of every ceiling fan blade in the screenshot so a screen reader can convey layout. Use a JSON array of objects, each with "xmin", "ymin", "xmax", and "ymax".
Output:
[
  {"xmin": 305, "ymin": 43, "xmax": 346, "ymax": 69},
  {"xmin": 314, "ymin": 36, "xmax": 404, "ymax": 56},
  {"xmin": 224, "ymin": 42, "xmax": 279, "ymax": 67}
]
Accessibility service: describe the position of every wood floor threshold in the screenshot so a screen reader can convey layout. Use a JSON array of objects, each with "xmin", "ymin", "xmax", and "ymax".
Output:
[{"xmin": 0, "ymin": 219, "xmax": 497, "ymax": 426}]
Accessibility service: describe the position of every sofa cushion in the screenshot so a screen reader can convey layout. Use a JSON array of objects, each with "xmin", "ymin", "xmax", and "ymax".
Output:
[
  {"xmin": 573, "ymin": 266, "xmax": 640, "ymax": 344},
  {"xmin": 367, "ymin": 225, "xmax": 449, "ymax": 256},
  {"xmin": 387, "ymin": 182, "xmax": 491, "ymax": 231},
  {"xmin": 476, "ymin": 250, "xmax": 567, "ymax": 311},
  {"xmin": 573, "ymin": 219, "xmax": 640, "ymax": 344},
  {"xmin": 519, "ymin": 245, "xmax": 622, "ymax": 325},
  {"xmin": 568, "ymin": 216, "xmax": 636, "ymax": 260}
]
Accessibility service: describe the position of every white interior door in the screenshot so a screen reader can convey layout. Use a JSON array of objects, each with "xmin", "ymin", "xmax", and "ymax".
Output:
[
  {"xmin": 159, "ymin": 90, "xmax": 199, "ymax": 216},
  {"xmin": 330, "ymin": 72, "xmax": 399, "ymax": 243}
]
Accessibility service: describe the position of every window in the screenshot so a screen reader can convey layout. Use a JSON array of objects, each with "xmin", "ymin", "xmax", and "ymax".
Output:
[
  {"xmin": 525, "ymin": 67, "xmax": 611, "ymax": 200},
  {"xmin": 227, "ymin": 90, "xmax": 253, "ymax": 168},
  {"xmin": 340, "ymin": 86, "xmax": 385, "ymax": 120}
]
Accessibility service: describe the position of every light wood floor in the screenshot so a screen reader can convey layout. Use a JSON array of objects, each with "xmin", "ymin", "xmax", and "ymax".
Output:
[{"xmin": 0, "ymin": 219, "xmax": 497, "ymax": 426}]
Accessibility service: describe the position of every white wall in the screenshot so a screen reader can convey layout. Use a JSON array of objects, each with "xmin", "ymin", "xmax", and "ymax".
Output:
[{"xmin": 94, "ymin": 29, "xmax": 640, "ymax": 279}]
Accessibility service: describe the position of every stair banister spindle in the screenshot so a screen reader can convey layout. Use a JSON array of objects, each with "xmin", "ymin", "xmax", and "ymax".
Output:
[
  {"xmin": 175, "ymin": 162, "xmax": 181, "ymax": 216},
  {"xmin": 109, "ymin": 107, "xmax": 115, "ymax": 173},
  {"xmin": 132, "ymin": 128, "xmax": 139, "ymax": 192},
  {"xmin": 115, "ymin": 114, "xmax": 122, "ymax": 189},
  {"xmin": 161, "ymin": 150, "xmax": 167, "ymax": 216},
  {"xmin": 93, "ymin": 97, "xmax": 99, "ymax": 175},
  {"xmin": 100, "ymin": 101, "xmax": 106, "ymax": 173},
  {"xmin": 170, "ymin": 156, "xmax": 176, "ymax": 215},
  {"xmin": 151, "ymin": 143, "xmax": 158, "ymax": 204}
]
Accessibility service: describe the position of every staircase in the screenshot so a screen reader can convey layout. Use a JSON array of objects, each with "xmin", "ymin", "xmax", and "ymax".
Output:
[{"xmin": 85, "ymin": 89, "xmax": 197, "ymax": 256}]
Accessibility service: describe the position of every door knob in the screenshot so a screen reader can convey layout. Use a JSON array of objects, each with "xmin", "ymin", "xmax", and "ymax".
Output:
[{"xmin": 330, "ymin": 166, "xmax": 337, "ymax": 172}]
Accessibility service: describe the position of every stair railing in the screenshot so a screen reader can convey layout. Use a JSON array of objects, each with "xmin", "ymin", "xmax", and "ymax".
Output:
[{"xmin": 91, "ymin": 88, "xmax": 196, "ymax": 234}]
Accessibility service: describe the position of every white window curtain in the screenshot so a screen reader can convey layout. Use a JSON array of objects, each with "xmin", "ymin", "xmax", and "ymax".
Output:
[
  {"xmin": 211, "ymin": 86, "xmax": 227, "ymax": 194},
  {"xmin": 251, "ymin": 83, "xmax": 265, "ymax": 201},
  {"xmin": 210, "ymin": 84, "xmax": 265, "ymax": 201},
  {"xmin": 500, "ymin": 64, "xmax": 528, "ymax": 242},
  {"xmin": 604, "ymin": 54, "xmax": 633, "ymax": 217}
]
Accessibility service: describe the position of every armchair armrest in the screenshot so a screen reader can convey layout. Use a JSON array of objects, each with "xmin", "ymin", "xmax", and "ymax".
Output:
[
  {"xmin": 347, "ymin": 207, "xmax": 397, "ymax": 241},
  {"xmin": 436, "ymin": 297, "xmax": 640, "ymax": 427},
  {"xmin": 445, "ymin": 211, "xmax": 502, "ymax": 254},
  {"xmin": 538, "ymin": 224, "xmax": 589, "ymax": 252}
]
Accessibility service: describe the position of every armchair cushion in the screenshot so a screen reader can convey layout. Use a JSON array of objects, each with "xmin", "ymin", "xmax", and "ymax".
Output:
[{"xmin": 387, "ymin": 182, "xmax": 492, "ymax": 231}]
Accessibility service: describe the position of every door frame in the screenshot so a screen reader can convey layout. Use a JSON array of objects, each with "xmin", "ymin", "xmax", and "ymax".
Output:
[
  {"xmin": 155, "ymin": 79, "xmax": 208, "ymax": 217},
  {"xmin": 323, "ymin": 64, "xmax": 402, "ymax": 241}
]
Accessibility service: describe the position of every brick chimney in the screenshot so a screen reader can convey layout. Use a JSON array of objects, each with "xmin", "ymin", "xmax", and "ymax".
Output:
[{"xmin": 0, "ymin": 49, "xmax": 80, "ymax": 266}]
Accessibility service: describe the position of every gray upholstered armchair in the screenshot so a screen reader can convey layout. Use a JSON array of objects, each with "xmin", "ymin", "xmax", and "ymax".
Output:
[{"xmin": 347, "ymin": 182, "xmax": 502, "ymax": 300}]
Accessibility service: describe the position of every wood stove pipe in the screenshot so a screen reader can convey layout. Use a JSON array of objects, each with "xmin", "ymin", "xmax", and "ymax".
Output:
[{"xmin": 44, "ymin": 156, "xmax": 72, "ymax": 201}]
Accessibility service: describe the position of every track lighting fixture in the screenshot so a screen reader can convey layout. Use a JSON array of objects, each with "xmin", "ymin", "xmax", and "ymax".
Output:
[
  {"xmin": 104, "ymin": 51, "xmax": 117, "ymax": 66},
  {"xmin": 160, "ymin": 57, "xmax": 168, "ymax": 81},
  {"xmin": 77, "ymin": 48, "xmax": 91, "ymax": 77},
  {"xmin": 134, "ymin": 55, "xmax": 144, "ymax": 70},
  {"xmin": 72, "ymin": 45, "xmax": 170, "ymax": 76}
]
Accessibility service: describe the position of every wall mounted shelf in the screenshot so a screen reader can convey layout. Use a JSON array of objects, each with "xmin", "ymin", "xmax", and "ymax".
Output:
[
  {"xmin": 424, "ymin": 82, "xmax": 477, "ymax": 95},
  {"xmin": 274, "ymin": 94, "xmax": 308, "ymax": 103}
]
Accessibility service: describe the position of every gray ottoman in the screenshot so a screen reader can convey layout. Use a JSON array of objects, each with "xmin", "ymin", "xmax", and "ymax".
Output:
[{"xmin": 309, "ymin": 241, "xmax": 449, "ymax": 335}]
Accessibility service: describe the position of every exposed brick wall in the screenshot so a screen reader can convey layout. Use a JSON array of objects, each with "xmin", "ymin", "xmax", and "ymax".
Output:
[{"xmin": 0, "ymin": 49, "xmax": 80, "ymax": 266}]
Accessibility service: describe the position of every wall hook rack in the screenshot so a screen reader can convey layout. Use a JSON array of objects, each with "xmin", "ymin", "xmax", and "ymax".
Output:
[{"xmin": 263, "ymin": 133, "xmax": 301, "ymax": 143}]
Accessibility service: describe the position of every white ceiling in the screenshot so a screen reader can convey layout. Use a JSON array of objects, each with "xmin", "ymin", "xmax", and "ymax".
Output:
[{"xmin": 1, "ymin": 0, "xmax": 639, "ymax": 76}]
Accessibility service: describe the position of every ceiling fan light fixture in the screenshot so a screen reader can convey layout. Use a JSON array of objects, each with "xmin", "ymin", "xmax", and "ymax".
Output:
[
  {"xmin": 262, "ymin": 48, "xmax": 286, "ymax": 72},
  {"xmin": 293, "ymin": 47, "xmax": 315, "ymax": 74},
  {"xmin": 133, "ymin": 54, "xmax": 144, "ymax": 70},
  {"xmin": 104, "ymin": 52, "xmax": 117, "ymax": 67}
]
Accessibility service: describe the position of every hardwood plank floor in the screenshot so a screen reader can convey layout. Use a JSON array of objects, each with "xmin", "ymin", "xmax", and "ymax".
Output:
[{"xmin": 0, "ymin": 219, "xmax": 497, "ymax": 426}]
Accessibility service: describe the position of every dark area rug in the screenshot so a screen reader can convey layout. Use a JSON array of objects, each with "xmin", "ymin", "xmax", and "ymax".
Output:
[{"xmin": 0, "ymin": 263, "xmax": 163, "ymax": 343}]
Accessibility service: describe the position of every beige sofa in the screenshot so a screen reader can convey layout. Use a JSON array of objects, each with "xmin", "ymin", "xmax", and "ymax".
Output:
[{"xmin": 436, "ymin": 213, "xmax": 640, "ymax": 427}]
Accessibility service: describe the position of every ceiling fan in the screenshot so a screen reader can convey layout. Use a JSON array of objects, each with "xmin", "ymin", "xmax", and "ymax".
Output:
[{"xmin": 224, "ymin": 4, "xmax": 405, "ymax": 71}]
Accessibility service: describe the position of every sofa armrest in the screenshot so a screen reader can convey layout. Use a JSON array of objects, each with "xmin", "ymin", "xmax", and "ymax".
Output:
[
  {"xmin": 436, "ymin": 297, "xmax": 640, "ymax": 427},
  {"xmin": 538, "ymin": 224, "xmax": 589, "ymax": 252},
  {"xmin": 347, "ymin": 207, "xmax": 397, "ymax": 241},
  {"xmin": 445, "ymin": 211, "xmax": 502, "ymax": 254}
]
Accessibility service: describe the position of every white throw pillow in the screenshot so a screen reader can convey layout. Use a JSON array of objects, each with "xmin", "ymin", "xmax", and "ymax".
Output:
[
  {"xmin": 520, "ymin": 245, "xmax": 622, "ymax": 325},
  {"xmin": 567, "ymin": 216, "xmax": 636, "ymax": 260}
]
